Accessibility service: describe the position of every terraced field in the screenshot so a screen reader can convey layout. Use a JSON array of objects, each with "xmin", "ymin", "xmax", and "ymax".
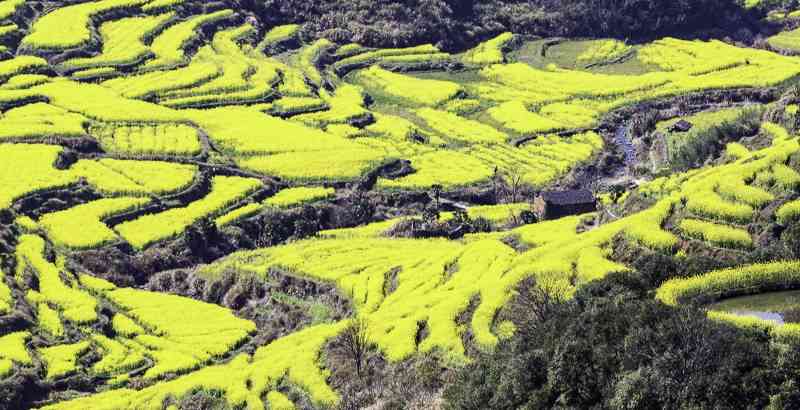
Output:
[{"xmin": 2, "ymin": 0, "xmax": 800, "ymax": 409}]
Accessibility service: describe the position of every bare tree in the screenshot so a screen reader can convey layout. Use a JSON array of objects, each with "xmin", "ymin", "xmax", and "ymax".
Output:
[{"xmin": 340, "ymin": 317, "xmax": 370, "ymax": 379}]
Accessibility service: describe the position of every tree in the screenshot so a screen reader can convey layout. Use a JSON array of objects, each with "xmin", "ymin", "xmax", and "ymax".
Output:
[{"xmin": 339, "ymin": 317, "xmax": 370, "ymax": 379}]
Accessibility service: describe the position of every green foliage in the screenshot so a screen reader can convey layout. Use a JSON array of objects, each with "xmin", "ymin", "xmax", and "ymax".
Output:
[{"xmin": 657, "ymin": 106, "xmax": 761, "ymax": 170}]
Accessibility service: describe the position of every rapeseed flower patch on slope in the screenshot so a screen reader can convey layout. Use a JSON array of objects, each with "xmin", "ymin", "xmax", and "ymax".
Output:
[
  {"xmin": 39, "ymin": 197, "xmax": 151, "ymax": 250},
  {"xmin": 264, "ymin": 187, "xmax": 335, "ymax": 208},
  {"xmin": 238, "ymin": 148, "xmax": 387, "ymax": 182},
  {"xmin": 41, "ymin": 322, "xmax": 346, "ymax": 410},
  {"xmin": 16, "ymin": 235, "xmax": 98, "ymax": 324},
  {"xmin": 0, "ymin": 0, "xmax": 24, "ymax": 21},
  {"xmin": 70, "ymin": 159, "xmax": 197, "ymax": 197},
  {"xmin": 39, "ymin": 341, "xmax": 92, "ymax": 380},
  {"xmin": 115, "ymin": 176, "xmax": 261, "ymax": 249},
  {"xmin": 145, "ymin": 9, "xmax": 235, "ymax": 70},
  {"xmin": 92, "ymin": 123, "xmax": 202, "ymax": 156},
  {"xmin": 257, "ymin": 24, "xmax": 300, "ymax": 53},
  {"xmin": 62, "ymin": 13, "xmax": 174, "ymax": 72},
  {"xmin": 0, "ymin": 331, "xmax": 31, "ymax": 366},
  {"xmin": 0, "ymin": 56, "xmax": 48, "ymax": 81},
  {"xmin": 678, "ymin": 218, "xmax": 753, "ymax": 249},
  {"xmin": 21, "ymin": 0, "xmax": 153, "ymax": 51},
  {"xmin": 777, "ymin": 200, "xmax": 800, "ymax": 224},
  {"xmin": 0, "ymin": 103, "xmax": 87, "ymax": 142},
  {"xmin": 463, "ymin": 32, "xmax": 513, "ymax": 65},
  {"xmin": 352, "ymin": 66, "xmax": 462, "ymax": 106},
  {"xmin": 103, "ymin": 286, "xmax": 256, "ymax": 379},
  {"xmin": 576, "ymin": 39, "xmax": 632, "ymax": 65},
  {"xmin": 187, "ymin": 106, "xmax": 356, "ymax": 155},
  {"xmin": 414, "ymin": 107, "xmax": 507, "ymax": 143},
  {"xmin": 0, "ymin": 144, "xmax": 78, "ymax": 210},
  {"xmin": 656, "ymin": 261, "xmax": 800, "ymax": 307},
  {"xmin": 768, "ymin": 27, "xmax": 800, "ymax": 52}
]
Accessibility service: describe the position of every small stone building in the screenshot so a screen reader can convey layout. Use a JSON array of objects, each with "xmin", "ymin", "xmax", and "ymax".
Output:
[{"xmin": 534, "ymin": 189, "xmax": 597, "ymax": 220}]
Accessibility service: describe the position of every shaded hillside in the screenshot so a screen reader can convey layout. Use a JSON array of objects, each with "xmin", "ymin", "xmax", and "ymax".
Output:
[{"xmin": 235, "ymin": 0, "xmax": 761, "ymax": 50}]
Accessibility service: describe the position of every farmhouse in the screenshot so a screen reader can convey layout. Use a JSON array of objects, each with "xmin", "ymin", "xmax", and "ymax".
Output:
[{"xmin": 534, "ymin": 189, "xmax": 597, "ymax": 220}]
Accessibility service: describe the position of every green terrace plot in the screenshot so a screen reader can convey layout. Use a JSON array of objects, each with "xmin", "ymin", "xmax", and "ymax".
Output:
[
  {"xmin": 655, "ymin": 106, "xmax": 757, "ymax": 168},
  {"xmin": 769, "ymin": 27, "xmax": 800, "ymax": 53}
]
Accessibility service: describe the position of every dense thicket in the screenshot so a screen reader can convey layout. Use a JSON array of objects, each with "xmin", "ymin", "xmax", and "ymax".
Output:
[
  {"xmin": 234, "ymin": 0, "xmax": 757, "ymax": 50},
  {"xmin": 442, "ymin": 273, "xmax": 787, "ymax": 410}
]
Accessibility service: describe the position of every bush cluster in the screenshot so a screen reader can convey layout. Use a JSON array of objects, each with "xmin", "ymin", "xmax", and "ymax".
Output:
[{"xmin": 237, "ymin": 0, "xmax": 754, "ymax": 51}]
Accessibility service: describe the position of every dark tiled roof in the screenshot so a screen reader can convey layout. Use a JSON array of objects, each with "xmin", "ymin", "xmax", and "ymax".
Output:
[{"xmin": 541, "ymin": 189, "xmax": 595, "ymax": 206}]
